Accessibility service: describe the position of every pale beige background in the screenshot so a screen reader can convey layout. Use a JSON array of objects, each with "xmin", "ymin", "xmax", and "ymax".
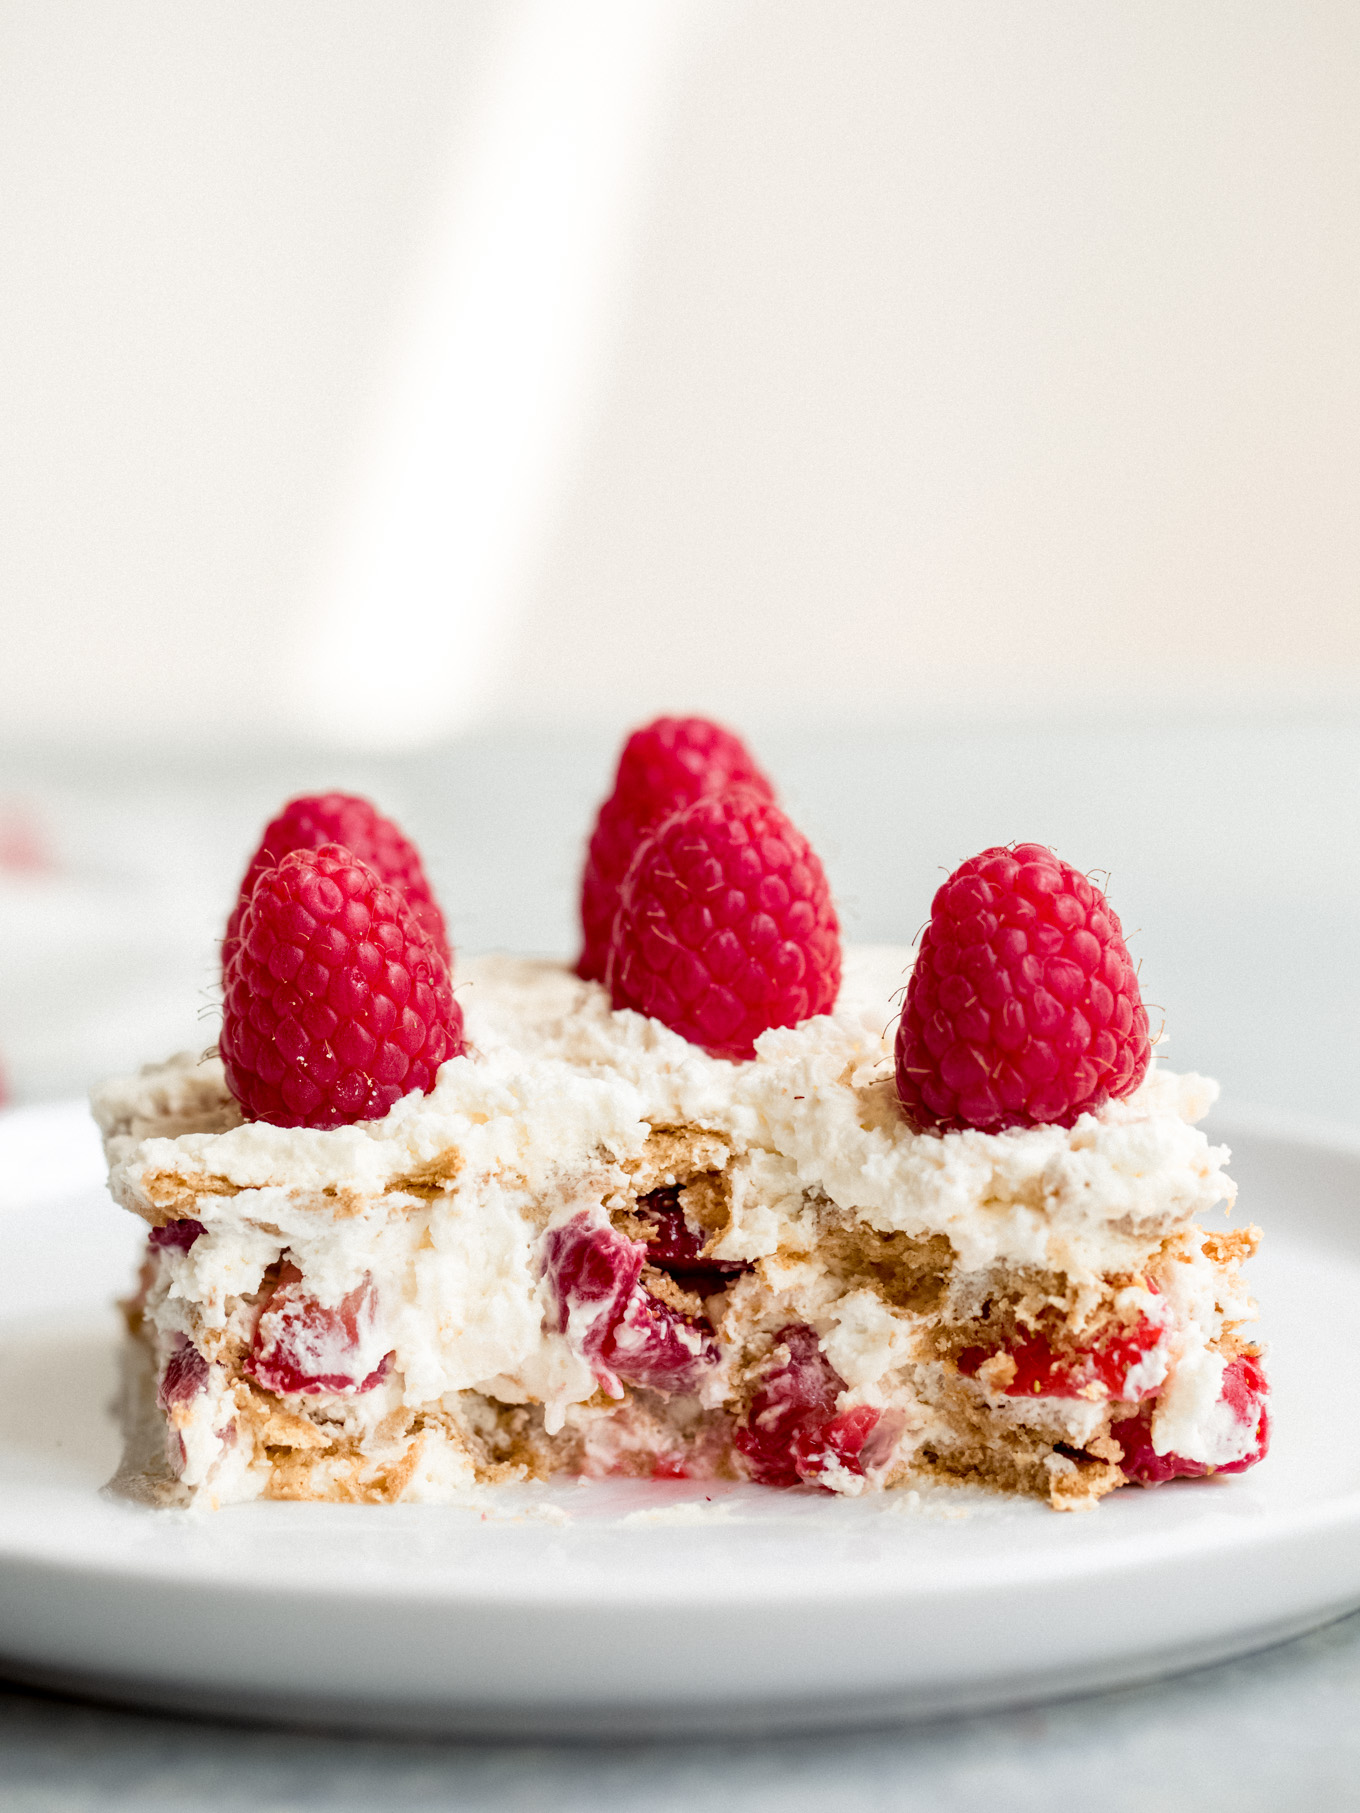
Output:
[{"xmin": 1, "ymin": 0, "xmax": 1357, "ymax": 746}]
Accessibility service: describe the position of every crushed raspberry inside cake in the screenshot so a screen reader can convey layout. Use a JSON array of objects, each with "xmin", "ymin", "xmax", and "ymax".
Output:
[
  {"xmin": 1112, "ymin": 1353, "xmax": 1270, "ymax": 1485},
  {"xmin": 149, "ymin": 1219, "xmax": 205, "ymax": 1253},
  {"xmin": 601, "ymin": 1285, "xmax": 720, "ymax": 1396},
  {"xmin": 245, "ymin": 1263, "xmax": 391, "ymax": 1397},
  {"xmin": 157, "ymin": 1336, "xmax": 208, "ymax": 1410},
  {"xmin": 956, "ymin": 1306, "xmax": 1167, "ymax": 1402},
  {"xmin": 633, "ymin": 1186, "xmax": 749, "ymax": 1299},
  {"xmin": 735, "ymin": 1324, "xmax": 882, "ymax": 1489},
  {"xmin": 542, "ymin": 1213, "xmax": 720, "ymax": 1398}
]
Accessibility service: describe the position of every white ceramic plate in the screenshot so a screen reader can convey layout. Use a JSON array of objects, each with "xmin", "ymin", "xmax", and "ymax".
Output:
[{"xmin": 1, "ymin": 1101, "xmax": 1358, "ymax": 1736}]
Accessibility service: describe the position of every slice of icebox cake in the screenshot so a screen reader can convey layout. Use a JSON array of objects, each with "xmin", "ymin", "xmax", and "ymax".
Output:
[{"xmin": 93, "ymin": 725, "xmax": 1268, "ymax": 1511}]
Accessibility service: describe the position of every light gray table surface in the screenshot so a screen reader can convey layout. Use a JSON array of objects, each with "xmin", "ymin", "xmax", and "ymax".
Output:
[{"xmin": 2, "ymin": 712, "xmax": 1357, "ymax": 1811}]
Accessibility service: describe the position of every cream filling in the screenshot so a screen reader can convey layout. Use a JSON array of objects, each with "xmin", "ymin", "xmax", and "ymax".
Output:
[{"xmin": 1151, "ymin": 1229, "xmax": 1260, "ymax": 1465}]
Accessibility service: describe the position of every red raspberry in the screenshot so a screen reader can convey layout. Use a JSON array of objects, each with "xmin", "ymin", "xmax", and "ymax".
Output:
[
  {"xmin": 633, "ymin": 1186, "xmax": 750, "ymax": 1298},
  {"xmin": 577, "ymin": 717, "xmax": 774, "ymax": 982},
  {"xmin": 223, "ymin": 792, "xmax": 449, "ymax": 978},
  {"xmin": 792, "ymin": 1405, "xmax": 885, "ymax": 1487},
  {"xmin": 541, "ymin": 1213, "xmax": 720, "ymax": 1397},
  {"xmin": 606, "ymin": 791, "xmax": 841, "ymax": 1061},
  {"xmin": 149, "ymin": 1219, "xmax": 206, "ymax": 1254},
  {"xmin": 1112, "ymin": 1353, "xmax": 1270, "ymax": 1485},
  {"xmin": 895, "ymin": 842, "xmax": 1150, "ymax": 1132},
  {"xmin": 606, "ymin": 1285, "xmax": 720, "ymax": 1396},
  {"xmin": 735, "ymin": 1324, "xmax": 883, "ymax": 1489},
  {"xmin": 221, "ymin": 844, "xmax": 464, "ymax": 1129},
  {"xmin": 157, "ymin": 1336, "xmax": 209, "ymax": 1411},
  {"xmin": 246, "ymin": 1263, "xmax": 390, "ymax": 1397},
  {"xmin": 541, "ymin": 1215, "xmax": 644, "ymax": 1372},
  {"xmin": 956, "ymin": 1306, "xmax": 1167, "ymax": 1401}
]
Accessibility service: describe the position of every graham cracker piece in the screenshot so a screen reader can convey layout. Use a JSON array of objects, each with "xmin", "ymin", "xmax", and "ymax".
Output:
[
  {"xmin": 678, "ymin": 1172, "xmax": 731, "ymax": 1242},
  {"xmin": 819, "ymin": 1222, "xmax": 954, "ymax": 1314},
  {"xmin": 390, "ymin": 1146, "xmax": 465, "ymax": 1200},
  {"xmin": 138, "ymin": 1169, "xmax": 241, "ymax": 1224},
  {"xmin": 232, "ymin": 1381, "xmax": 331, "ymax": 1451},
  {"xmin": 1047, "ymin": 1453, "xmax": 1125, "ymax": 1512},
  {"xmin": 628, "ymin": 1126, "xmax": 731, "ymax": 1195},
  {"xmin": 1202, "ymin": 1225, "xmax": 1261, "ymax": 1266}
]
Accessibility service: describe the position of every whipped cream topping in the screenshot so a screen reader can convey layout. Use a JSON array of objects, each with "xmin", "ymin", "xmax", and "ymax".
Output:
[{"xmin": 96, "ymin": 945, "xmax": 1232, "ymax": 1285}]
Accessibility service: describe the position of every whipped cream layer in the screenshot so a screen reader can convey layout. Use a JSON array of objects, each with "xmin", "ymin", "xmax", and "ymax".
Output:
[{"xmin": 97, "ymin": 944, "xmax": 1232, "ymax": 1287}]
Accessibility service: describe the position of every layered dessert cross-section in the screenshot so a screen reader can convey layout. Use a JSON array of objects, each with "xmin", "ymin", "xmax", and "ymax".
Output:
[
  {"xmin": 97, "ymin": 947, "xmax": 1265, "ymax": 1512},
  {"xmin": 93, "ymin": 727, "xmax": 1268, "ymax": 1512}
]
